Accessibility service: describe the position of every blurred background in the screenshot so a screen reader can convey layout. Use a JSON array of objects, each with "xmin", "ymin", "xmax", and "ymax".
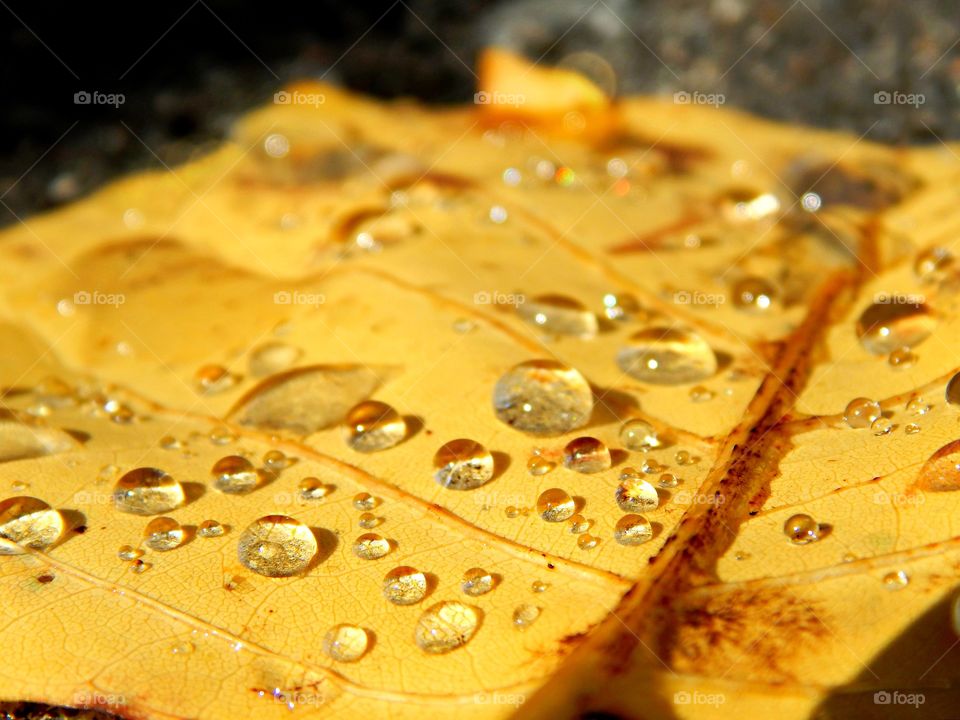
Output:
[{"xmin": 2, "ymin": 0, "xmax": 959, "ymax": 224}]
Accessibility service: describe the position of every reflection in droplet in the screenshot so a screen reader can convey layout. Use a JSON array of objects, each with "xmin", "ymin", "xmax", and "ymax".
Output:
[
  {"xmin": 113, "ymin": 468, "xmax": 185, "ymax": 515},
  {"xmin": 343, "ymin": 401, "xmax": 407, "ymax": 452},
  {"xmin": 563, "ymin": 437, "xmax": 611, "ymax": 473},
  {"xmin": 843, "ymin": 397, "xmax": 882, "ymax": 429},
  {"xmin": 0, "ymin": 497, "xmax": 64, "ymax": 554},
  {"xmin": 615, "ymin": 470, "xmax": 659, "ymax": 512},
  {"xmin": 383, "ymin": 566, "xmax": 427, "ymax": 605},
  {"xmin": 517, "ymin": 294, "xmax": 598, "ymax": 338},
  {"xmin": 415, "ymin": 602, "xmax": 479, "ymax": 654},
  {"xmin": 198, "ymin": 519, "xmax": 225, "ymax": 538},
  {"xmin": 353, "ymin": 533, "xmax": 391, "ymax": 560},
  {"xmin": 536, "ymin": 488, "xmax": 576, "ymax": 522},
  {"xmin": 617, "ymin": 327, "xmax": 718, "ymax": 385},
  {"xmin": 323, "ymin": 624, "xmax": 369, "ymax": 662},
  {"xmin": 493, "ymin": 360, "xmax": 593, "ymax": 436},
  {"xmin": 614, "ymin": 514, "xmax": 653, "ymax": 545},
  {"xmin": 856, "ymin": 301, "xmax": 935, "ymax": 355},
  {"xmin": 143, "ymin": 517, "xmax": 184, "ymax": 551},
  {"xmin": 237, "ymin": 515, "xmax": 318, "ymax": 577},
  {"xmin": 619, "ymin": 419, "xmax": 661, "ymax": 450},
  {"xmin": 211, "ymin": 456, "xmax": 260, "ymax": 494},
  {"xmin": 433, "ymin": 439, "xmax": 494, "ymax": 490},
  {"xmin": 461, "ymin": 567, "xmax": 494, "ymax": 596}
]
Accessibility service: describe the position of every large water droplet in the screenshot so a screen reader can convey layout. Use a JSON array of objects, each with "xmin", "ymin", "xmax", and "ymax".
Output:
[
  {"xmin": 614, "ymin": 514, "xmax": 653, "ymax": 545},
  {"xmin": 856, "ymin": 301, "xmax": 935, "ymax": 355},
  {"xmin": 563, "ymin": 437, "xmax": 611, "ymax": 473},
  {"xmin": 915, "ymin": 439, "xmax": 960, "ymax": 491},
  {"xmin": 113, "ymin": 468, "xmax": 185, "ymax": 515},
  {"xmin": 353, "ymin": 533, "xmax": 391, "ymax": 560},
  {"xmin": 843, "ymin": 397, "xmax": 882, "ymax": 429},
  {"xmin": 143, "ymin": 517, "xmax": 184, "ymax": 551},
  {"xmin": 619, "ymin": 419, "xmax": 661, "ymax": 450},
  {"xmin": 414, "ymin": 601, "xmax": 479, "ymax": 654},
  {"xmin": 461, "ymin": 567, "xmax": 494, "ymax": 596},
  {"xmin": 615, "ymin": 470, "xmax": 659, "ymax": 512},
  {"xmin": 323, "ymin": 624, "xmax": 369, "ymax": 662},
  {"xmin": 343, "ymin": 401, "xmax": 407, "ymax": 452},
  {"xmin": 617, "ymin": 327, "xmax": 718, "ymax": 385},
  {"xmin": 383, "ymin": 566, "xmax": 427, "ymax": 605},
  {"xmin": 211, "ymin": 456, "xmax": 260, "ymax": 494},
  {"xmin": 0, "ymin": 497, "xmax": 64, "ymax": 554},
  {"xmin": 784, "ymin": 513, "xmax": 820, "ymax": 544},
  {"xmin": 536, "ymin": 488, "xmax": 576, "ymax": 522},
  {"xmin": 237, "ymin": 515, "xmax": 318, "ymax": 577},
  {"xmin": 517, "ymin": 294, "xmax": 598, "ymax": 338},
  {"xmin": 433, "ymin": 439, "xmax": 494, "ymax": 490},
  {"xmin": 493, "ymin": 360, "xmax": 593, "ymax": 436}
]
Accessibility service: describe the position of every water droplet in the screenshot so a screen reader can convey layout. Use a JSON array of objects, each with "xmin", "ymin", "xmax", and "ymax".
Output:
[
  {"xmin": 358, "ymin": 512, "xmax": 379, "ymax": 529},
  {"xmin": 658, "ymin": 473, "xmax": 680, "ymax": 489},
  {"xmin": 616, "ymin": 470, "xmax": 659, "ymax": 512},
  {"xmin": 209, "ymin": 426, "xmax": 237, "ymax": 445},
  {"xmin": 353, "ymin": 492, "xmax": 378, "ymax": 510},
  {"xmin": 415, "ymin": 602, "xmax": 479, "ymax": 654},
  {"xmin": 905, "ymin": 423, "xmax": 921, "ymax": 435},
  {"xmin": 298, "ymin": 478, "xmax": 329, "ymax": 500},
  {"xmin": 248, "ymin": 342, "xmax": 302, "ymax": 378},
  {"xmin": 493, "ymin": 360, "xmax": 593, "ymax": 436},
  {"xmin": 568, "ymin": 514, "xmax": 591, "ymax": 534},
  {"xmin": 688, "ymin": 385, "xmax": 714, "ymax": 402},
  {"xmin": 211, "ymin": 455, "xmax": 260, "ymax": 494},
  {"xmin": 674, "ymin": 450, "xmax": 693, "ymax": 465},
  {"xmin": 505, "ymin": 506, "xmax": 520, "ymax": 518},
  {"xmin": 118, "ymin": 544, "xmax": 142, "ymax": 561},
  {"xmin": 914, "ymin": 246, "xmax": 953, "ymax": 282},
  {"xmin": 614, "ymin": 514, "xmax": 654, "ymax": 545},
  {"xmin": 871, "ymin": 417, "xmax": 894, "ymax": 436},
  {"xmin": 461, "ymin": 567, "xmax": 494, "ymax": 596},
  {"xmin": 602, "ymin": 292, "xmax": 641, "ymax": 322},
  {"xmin": 109, "ymin": 405, "xmax": 135, "ymax": 424},
  {"xmin": 735, "ymin": 551, "xmax": 751, "ymax": 561},
  {"xmin": 617, "ymin": 327, "xmax": 718, "ymax": 385},
  {"xmin": 888, "ymin": 347, "xmax": 917, "ymax": 369},
  {"xmin": 577, "ymin": 534, "xmax": 599, "ymax": 550},
  {"xmin": 915, "ymin": 439, "xmax": 960, "ymax": 491},
  {"xmin": 130, "ymin": 559, "xmax": 152, "ymax": 574},
  {"xmin": 536, "ymin": 488, "xmax": 576, "ymax": 522},
  {"xmin": 112, "ymin": 468, "xmax": 185, "ymax": 515},
  {"xmin": 323, "ymin": 624, "xmax": 369, "ymax": 662},
  {"xmin": 143, "ymin": 517, "xmax": 184, "ymax": 551},
  {"xmin": 619, "ymin": 419, "xmax": 661, "ymax": 450},
  {"xmin": 527, "ymin": 454, "xmax": 555, "ymax": 476},
  {"xmin": 353, "ymin": 533, "xmax": 390, "ymax": 560},
  {"xmin": 517, "ymin": 294, "xmax": 598, "ymax": 338},
  {"xmin": 563, "ymin": 437, "xmax": 611, "ymax": 474},
  {"xmin": 856, "ymin": 301, "xmax": 935, "ymax": 355},
  {"xmin": 237, "ymin": 515, "xmax": 318, "ymax": 577},
  {"xmin": 452, "ymin": 318, "xmax": 477, "ymax": 334},
  {"xmin": 0, "ymin": 497, "xmax": 63, "ymax": 554},
  {"xmin": 198, "ymin": 519, "xmax": 226, "ymax": 538},
  {"xmin": 194, "ymin": 364, "xmax": 239, "ymax": 395},
  {"xmin": 843, "ymin": 397, "xmax": 882, "ymax": 429},
  {"xmin": 433, "ymin": 439, "xmax": 494, "ymax": 490},
  {"xmin": 263, "ymin": 449, "xmax": 291, "ymax": 471},
  {"xmin": 159, "ymin": 435, "xmax": 182, "ymax": 450},
  {"xmin": 170, "ymin": 641, "xmax": 194, "ymax": 655},
  {"xmin": 784, "ymin": 514, "xmax": 820, "ymax": 544},
  {"xmin": 513, "ymin": 604, "xmax": 541, "ymax": 629},
  {"xmin": 883, "ymin": 570, "xmax": 909, "ymax": 590},
  {"xmin": 946, "ymin": 373, "xmax": 960, "ymax": 408},
  {"xmin": 531, "ymin": 580, "xmax": 548, "ymax": 594},
  {"xmin": 343, "ymin": 401, "xmax": 407, "ymax": 452},
  {"xmin": 383, "ymin": 566, "xmax": 427, "ymax": 605},
  {"xmin": 907, "ymin": 396, "xmax": 931, "ymax": 415},
  {"xmin": 732, "ymin": 277, "xmax": 776, "ymax": 312}
]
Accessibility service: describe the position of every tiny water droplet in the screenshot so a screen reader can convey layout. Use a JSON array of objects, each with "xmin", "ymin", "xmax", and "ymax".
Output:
[
  {"xmin": 118, "ymin": 544, "xmax": 143, "ymax": 561},
  {"xmin": 143, "ymin": 517, "xmax": 184, "ymax": 551},
  {"xmin": 433, "ymin": 439, "xmax": 494, "ymax": 490},
  {"xmin": 843, "ymin": 398, "xmax": 882, "ymax": 429},
  {"xmin": 527, "ymin": 454, "xmax": 555, "ymax": 476},
  {"xmin": 871, "ymin": 417, "xmax": 894, "ymax": 436},
  {"xmin": 323, "ymin": 624, "xmax": 369, "ymax": 662},
  {"xmin": 383, "ymin": 566, "xmax": 427, "ymax": 605},
  {"xmin": 617, "ymin": 327, "xmax": 718, "ymax": 385},
  {"xmin": 194, "ymin": 364, "xmax": 239, "ymax": 395},
  {"xmin": 563, "ymin": 437, "xmax": 611, "ymax": 474},
  {"xmin": 689, "ymin": 385, "xmax": 714, "ymax": 402},
  {"xmin": 461, "ymin": 567, "xmax": 494, "ymax": 596},
  {"xmin": 732, "ymin": 277, "xmax": 776, "ymax": 313},
  {"xmin": 262, "ymin": 449, "xmax": 291, "ymax": 471},
  {"xmin": 298, "ymin": 477, "xmax": 329, "ymax": 500},
  {"xmin": 452, "ymin": 318, "xmax": 477, "ymax": 334},
  {"xmin": 113, "ymin": 468, "xmax": 185, "ymax": 515},
  {"xmin": 248, "ymin": 342, "xmax": 302, "ymax": 378},
  {"xmin": 674, "ymin": 450, "xmax": 693, "ymax": 465},
  {"xmin": 602, "ymin": 292, "xmax": 641, "ymax": 322},
  {"xmin": 784, "ymin": 514, "xmax": 820, "ymax": 544},
  {"xmin": 842, "ymin": 553, "xmax": 857, "ymax": 563},
  {"xmin": 415, "ymin": 602, "xmax": 479, "ymax": 654},
  {"xmin": 735, "ymin": 551, "xmax": 751, "ymax": 561},
  {"xmin": 856, "ymin": 301, "xmax": 935, "ymax": 355},
  {"xmin": 130, "ymin": 559, "xmax": 152, "ymax": 574},
  {"xmin": 577, "ymin": 534, "xmax": 598, "ymax": 550},
  {"xmin": 209, "ymin": 427, "xmax": 237, "ymax": 445},
  {"xmin": 536, "ymin": 488, "xmax": 576, "ymax": 522},
  {"xmin": 907, "ymin": 396, "xmax": 931, "ymax": 415},
  {"xmin": 505, "ymin": 506, "xmax": 520, "ymax": 518},
  {"xmin": 883, "ymin": 570, "xmax": 909, "ymax": 589},
  {"xmin": 517, "ymin": 294, "xmax": 598, "ymax": 338},
  {"xmin": 658, "ymin": 473, "xmax": 680, "ymax": 489},
  {"xmin": 343, "ymin": 401, "xmax": 407, "ymax": 452},
  {"xmin": 170, "ymin": 641, "xmax": 194, "ymax": 655},
  {"xmin": 358, "ymin": 512, "xmax": 379, "ymax": 529},
  {"xmin": 888, "ymin": 347, "xmax": 916, "ymax": 369},
  {"xmin": 531, "ymin": 580, "xmax": 548, "ymax": 593},
  {"xmin": 353, "ymin": 492, "xmax": 377, "ymax": 510},
  {"xmin": 905, "ymin": 423, "xmax": 921, "ymax": 435},
  {"xmin": 914, "ymin": 246, "xmax": 953, "ymax": 282},
  {"xmin": 98, "ymin": 465, "xmax": 120, "ymax": 482},
  {"xmin": 211, "ymin": 455, "xmax": 260, "ymax": 494},
  {"xmin": 513, "ymin": 604, "xmax": 541, "ymax": 629},
  {"xmin": 353, "ymin": 533, "xmax": 390, "ymax": 560},
  {"xmin": 619, "ymin": 419, "xmax": 661, "ymax": 450},
  {"xmin": 568, "ymin": 514, "xmax": 591, "ymax": 534},
  {"xmin": 159, "ymin": 435, "xmax": 182, "ymax": 450},
  {"xmin": 198, "ymin": 519, "xmax": 225, "ymax": 538},
  {"xmin": 493, "ymin": 360, "xmax": 593, "ymax": 436},
  {"xmin": 237, "ymin": 515, "xmax": 318, "ymax": 577},
  {"xmin": 614, "ymin": 514, "xmax": 654, "ymax": 545},
  {"xmin": 616, "ymin": 470, "xmax": 659, "ymax": 512}
]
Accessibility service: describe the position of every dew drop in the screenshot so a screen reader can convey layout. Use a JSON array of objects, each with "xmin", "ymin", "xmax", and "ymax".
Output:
[
  {"xmin": 888, "ymin": 347, "xmax": 917, "ymax": 369},
  {"xmin": 414, "ymin": 601, "xmax": 479, "ymax": 654},
  {"xmin": 323, "ymin": 624, "xmax": 369, "ymax": 662},
  {"xmin": 198, "ymin": 519, "xmax": 226, "ymax": 538},
  {"xmin": 353, "ymin": 492, "xmax": 378, "ymax": 510},
  {"xmin": 883, "ymin": 570, "xmax": 909, "ymax": 590},
  {"xmin": 784, "ymin": 514, "xmax": 820, "ymax": 544},
  {"xmin": 0, "ymin": 497, "xmax": 64, "ymax": 554},
  {"xmin": 112, "ymin": 468, "xmax": 185, "ymax": 515},
  {"xmin": 617, "ymin": 327, "xmax": 718, "ymax": 385},
  {"xmin": 170, "ymin": 641, "xmax": 194, "ymax": 655},
  {"xmin": 130, "ymin": 559, "xmax": 152, "ymax": 574},
  {"xmin": 946, "ymin": 373, "xmax": 960, "ymax": 408},
  {"xmin": 248, "ymin": 342, "xmax": 302, "ymax": 378},
  {"xmin": 531, "ymin": 580, "xmax": 548, "ymax": 593},
  {"xmin": 614, "ymin": 514, "xmax": 654, "ymax": 545},
  {"xmin": 732, "ymin": 277, "xmax": 776, "ymax": 313},
  {"xmin": 527, "ymin": 454, "xmax": 555, "ymax": 476},
  {"xmin": 563, "ymin": 437, "xmax": 611, "ymax": 474},
  {"xmin": 118, "ymin": 544, "xmax": 142, "ymax": 561},
  {"xmin": 843, "ymin": 398, "xmax": 882, "ymax": 429},
  {"xmin": 871, "ymin": 417, "xmax": 894, "ymax": 436},
  {"xmin": 658, "ymin": 473, "xmax": 680, "ymax": 489},
  {"xmin": 915, "ymin": 439, "xmax": 960, "ymax": 491},
  {"xmin": 517, "ymin": 294, "xmax": 598, "ymax": 338},
  {"xmin": 674, "ymin": 450, "xmax": 693, "ymax": 465},
  {"xmin": 143, "ymin": 517, "xmax": 184, "ymax": 551},
  {"xmin": 358, "ymin": 512, "xmax": 379, "ymax": 529},
  {"xmin": 568, "ymin": 514, "xmax": 591, "ymax": 534},
  {"xmin": 211, "ymin": 455, "xmax": 260, "ymax": 495},
  {"xmin": 194, "ymin": 364, "xmax": 239, "ymax": 394},
  {"xmin": 512, "ymin": 604, "xmax": 541, "ymax": 629},
  {"xmin": 856, "ymin": 301, "xmax": 935, "ymax": 355},
  {"xmin": 615, "ymin": 470, "xmax": 659, "ymax": 512},
  {"xmin": 383, "ymin": 566, "xmax": 427, "ymax": 605},
  {"xmin": 907, "ymin": 396, "xmax": 931, "ymax": 415},
  {"xmin": 577, "ymin": 534, "xmax": 598, "ymax": 550},
  {"xmin": 461, "ymin": 567, "xmax": 494, "ymax": 596},
  {"xmin": 209, "ymin": 426, "xmax": 237, "ymax": 446},
  {"xmin": 343, "ymin": 401, "xmax": 407, "ymax": 452},
  {"xmin": 905, "ymin": 423, "xmax": 921, "ymax": 435},
  {"xmin": 688, "ymin": 385, "xmax": 714, "ymax": 402},
  {"xmin": 914, "ymin": 246, "xmax": 953, "ymax": 282},
  {"xmin": 237, "ymin": 515, "xmax": 318, "ymax": 577},
  {"xmin": 505, "ymin": 506, "xmax": 520, "ymax": 518},
  {"xmin": 353, "ymin": 533, "xmax": 390, "ymax": 560},
  {"xmin": 602, "ymin": 292, "xmax": 641, "ymax": 322},
  {"xmin": 299, "ymin": 477, "xmax": 329, "ymax": 500},
  {"xmin": 536, "ymin": 488, "xmax": 576, "ymax": 522},
  {"xmin": 263, "ymin": 449, "xmax": 292, "ymax": 471},
  {"xmin": 619, "ymin": 419, "xmax": 661, "ymax": 450},
  {"xmin": 159, "ymin": 435, "xmax": 182, "ymax": 450},
  {"xmin": 433, "ymin": 439, "xmax": 494, "ymax": 490}
]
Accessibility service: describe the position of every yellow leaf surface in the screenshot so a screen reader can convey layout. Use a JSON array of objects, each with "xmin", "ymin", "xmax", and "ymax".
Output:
[{"xmin": 1, "ymin": 51, "xmax": 959, "ymax": 720}]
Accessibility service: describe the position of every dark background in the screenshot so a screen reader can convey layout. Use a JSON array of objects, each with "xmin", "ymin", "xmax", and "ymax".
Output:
[{"xmin": 2, "ymin": 0, "xmax": 959, "ymax": 224}]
